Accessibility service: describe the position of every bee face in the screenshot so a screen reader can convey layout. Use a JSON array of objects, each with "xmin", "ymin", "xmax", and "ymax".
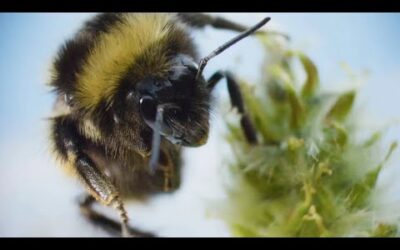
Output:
[{"xmin": 115, "ymin": 54, "xmax": 211, "ymax": 149}]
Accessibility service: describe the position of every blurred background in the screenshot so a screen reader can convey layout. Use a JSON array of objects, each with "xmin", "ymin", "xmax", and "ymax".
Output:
[{"xmin": 0, "ymin": 13, "xmax": 399, "ymax": 237}]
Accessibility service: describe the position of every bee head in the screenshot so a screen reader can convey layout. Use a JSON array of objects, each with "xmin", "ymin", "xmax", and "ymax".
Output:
[{"xmin": 123, "ymin": 54, "xmax": 211, "ymax": 148}]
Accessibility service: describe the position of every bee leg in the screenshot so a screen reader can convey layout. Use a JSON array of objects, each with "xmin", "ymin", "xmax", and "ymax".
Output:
[
  {"xmin": 75, "ymin": 159, "xmax": 132, "ymax": 237},
  {"xmin": 207, "ymin": 71, "xmax": 258, "ymax": 145},
  {"xmin": 51, "ymin": 116, "xmax": 143, "ymax": 237},
  {"xmin": 78, "ymin": 194, "xmax": 155, "ymax": 237},
  {"xmin": 78, "ymin": 194, "xmax": 122, "ymax": 237},
  {"xmin": 179, "ymin": 13, "xmax": 248, "ymax": 33},
  {"xmin": 179, "ymin": 13, "xmax": 289, "ymax": 40}
]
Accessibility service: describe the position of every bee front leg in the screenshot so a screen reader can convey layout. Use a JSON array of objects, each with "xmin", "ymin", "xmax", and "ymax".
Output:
[
  {"xmin": 78, "ymin": 195, "xmax": 154, "ymax": 237},
  {"xmin": 78, "ymin": 194, "xmax": 123, "ymax": 237},
  {"xmin": 207, "ymin": 71, "xmax": 258, "ymax": 145},
  {"xmin": 51, "ymin": 116, "xmax": 151, "ymax": 237},
  {"xmin": 178, "ymin": 13, "xmax": 249, "ymax": 33},
  {"xmin": 179, "ymin": 13, "xmax": 288, "ymax": 40}
]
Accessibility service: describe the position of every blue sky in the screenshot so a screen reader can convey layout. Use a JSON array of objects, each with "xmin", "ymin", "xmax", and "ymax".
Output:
[
  {"xmin": 0, "ymin": 13, "xmax": 93, "ymax": 141},
  {"xmin": 0, "ymin": 13, "xmax": 399, "ymax": 236}
]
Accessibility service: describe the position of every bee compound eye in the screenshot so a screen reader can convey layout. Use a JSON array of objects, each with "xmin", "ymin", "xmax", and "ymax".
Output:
[{"xmin": 139, "ymin": 95, "xmax": 157, "ymax": 125}]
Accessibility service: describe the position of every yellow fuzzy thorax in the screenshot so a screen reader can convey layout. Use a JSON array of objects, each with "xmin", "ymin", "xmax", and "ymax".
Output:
[{"xmin": 75, "ymin": 13, "xmax": 184, "ymax": 111}]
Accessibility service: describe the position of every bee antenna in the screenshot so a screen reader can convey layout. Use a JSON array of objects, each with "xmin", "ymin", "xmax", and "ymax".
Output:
[
  {"xmin": 149, "ymin": 106, "xmax": 164, "ymax": 174},
  {"xmin": 196, "ymin": 16, "xmax": 271, "ymax": 80}
]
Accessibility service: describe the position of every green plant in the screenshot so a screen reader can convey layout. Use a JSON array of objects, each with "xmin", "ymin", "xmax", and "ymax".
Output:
[{"xmin": 221, "ymin": 35, "xmax": 398, "ymax": 237}]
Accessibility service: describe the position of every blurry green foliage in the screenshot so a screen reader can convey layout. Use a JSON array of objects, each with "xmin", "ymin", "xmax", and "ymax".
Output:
[{"xmin": 221, "ymin": 34, "xmax": 398, "ymax": 237}]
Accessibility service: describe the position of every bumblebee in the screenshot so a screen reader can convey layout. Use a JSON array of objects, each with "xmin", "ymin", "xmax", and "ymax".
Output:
[{"xmin": 49, "ymin": 13, "xmax": 269, "ymax": 237}]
